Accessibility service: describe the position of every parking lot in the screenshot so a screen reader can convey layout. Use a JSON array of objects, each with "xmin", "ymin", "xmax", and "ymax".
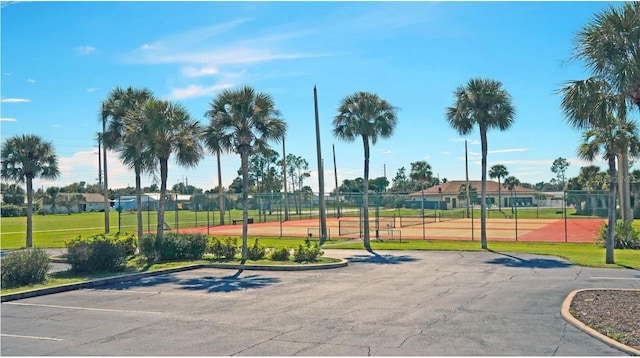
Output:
[{"xmin": 2, "ymin": 249, "xmax": 639, "ymax": 356}]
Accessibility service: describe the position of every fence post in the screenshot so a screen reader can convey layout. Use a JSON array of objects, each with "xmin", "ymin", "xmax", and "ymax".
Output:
[{"xmin": 564, "ymin": 191, "xmax": 568, "ymax": 243}]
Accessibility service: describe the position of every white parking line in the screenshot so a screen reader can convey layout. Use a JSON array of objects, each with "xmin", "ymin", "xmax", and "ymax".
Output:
[
  {"xmin": 1, "ymin": 333, "xmax": 63, "ymax": 341},
  {"xmin": 4, "ymin": 302, "xmax": 162, "ymax": 315}
]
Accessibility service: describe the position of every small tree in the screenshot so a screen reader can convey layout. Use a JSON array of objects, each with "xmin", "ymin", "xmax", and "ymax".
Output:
[{"xmin": 551, "ymin": 157, "xmax": 570, "ymax": 190}]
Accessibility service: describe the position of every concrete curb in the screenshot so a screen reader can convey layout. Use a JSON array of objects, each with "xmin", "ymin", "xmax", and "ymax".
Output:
[
  {"xmin": 561, "ymin": 288, "xmax": 640, "ymax": 356},
  {"xmin": 1, "ymin": 258, "xmax": 348, "ymax": 303}
]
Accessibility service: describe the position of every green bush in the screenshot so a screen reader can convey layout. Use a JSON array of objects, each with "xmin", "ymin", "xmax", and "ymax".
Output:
[
  {"xmin": 1, "ymin": 204, "xmax": 25, "ymax": 217},
  {"xmin": 270, "ymin": 246, "xmax": 291, "ymax": 261},
  {"xmin": 247, "ymin": 239, "xmax": 266, "ymax": 260},
  {"xmin": 1, "ymin": 249, "xmax": 51, "ymax": 287},
  {"xmin": 113, "ymin": 232, "xmax": 138, "ymax": 257},
  {"xmin": 596, "ymin": 220, "xmax": 640, "ymax": 249},
  {"xmin": 208, "ymin": 237, "xmax": 238, "ymax": 261},
  {"xmin": 141, "ymin": 233, "xmax": 208, "ymax": 262},
  {"xmin": 140, "ymin": 234, "xmax": 159, "ymax": 262},
  {"xmin": 293, "ymin": 238, "xmax": 324, "ymax": 263},
  {"xmin": 65, "ymin": 234, "xmax": 127, "ymax": 273}
]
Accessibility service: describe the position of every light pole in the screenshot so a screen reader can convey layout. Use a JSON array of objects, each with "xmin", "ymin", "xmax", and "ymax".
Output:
[{"xmin": 438, "ymin": 187, "xmax": 443, "ymax": 220}]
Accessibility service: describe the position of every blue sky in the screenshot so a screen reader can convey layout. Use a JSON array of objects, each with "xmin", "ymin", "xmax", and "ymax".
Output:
[{"xmin": 1, "ymin": 1, "xmax": 625, "ymax": 192}]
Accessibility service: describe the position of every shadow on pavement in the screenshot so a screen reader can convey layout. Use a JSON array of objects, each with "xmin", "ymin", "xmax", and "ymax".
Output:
[
  {"xmin": 486, "ymin": 250, "xmax": 572, "ymax": 269},
  {"xmin": 178, "ymin": 271, "xmax": 280, "ymax": 293},
  {"xmin": 346, "ymin": 252, "xmax": 419, "ymax": 265},
  {"xmin": 98, "ymin": 270, "xmax": 280, "ymax": 293}
]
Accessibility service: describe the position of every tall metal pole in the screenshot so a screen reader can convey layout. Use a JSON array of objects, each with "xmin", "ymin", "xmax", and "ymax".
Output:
[
  {"xmin": 282, "ymin": 137, "xmax": 289, "ymax": 221},
  {"xmin": 97, "ymin": 133, "xmax": 102, "ymax": 187},
  {"xmin": 314, "ymin": 86, "xmax": 328, "ymax": 245},
  {"xmin": 333, "ymin": 144, "xmax": 340, "ymax": 218},
  {"xmin": 101, "ymin": 111, "xmax": 110, "ymax": 233},
  {"xmin": 465, "ymin": 139, "xmax": 470, "ymax": 219}
]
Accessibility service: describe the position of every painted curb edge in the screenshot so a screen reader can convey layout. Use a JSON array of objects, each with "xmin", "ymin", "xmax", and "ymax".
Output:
[
  {"xmin": 1, "ymin": 258, "xmax": 348, "ymax": 303},
  {"xmin": 561, "ymin": 288, "xmax": 640, "ymax": 356}
]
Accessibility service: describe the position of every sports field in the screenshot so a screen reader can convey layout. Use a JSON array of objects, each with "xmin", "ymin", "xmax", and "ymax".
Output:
[{"xmin": 179, "ymin": 217, "xmax": 605, "ymax": 244}]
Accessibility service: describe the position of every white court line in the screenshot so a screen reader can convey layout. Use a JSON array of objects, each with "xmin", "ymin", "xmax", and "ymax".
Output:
[
  {"xmin": 4, "ymin": 302, "xmax": 162, "ymax": 315},
  {"xmin": 1, "ymin": 333, "xmax": 63, "ymax": 341},
  {"xmin": 590, "ymin": 277, "xmax": 640, "ymax": 280}
]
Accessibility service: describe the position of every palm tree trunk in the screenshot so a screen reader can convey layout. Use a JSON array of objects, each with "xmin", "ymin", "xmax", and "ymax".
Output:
[
  {"xmin": 217, "ymin": 149, "xmax": 225, "ymax": 225},
  {"xmin": 157, "ymin": 158, "xmax": 168, "ymax": 241},
  {"xmin": 618, "ymin": 152, "xmax": 632, "ymax": 221},
  {"xmin": 102, "ymin": 116, "xmax": 110, "ymax": 233},
  {"xmin": 26, "ymin": 176, "xmax": 34, "ymax": 248},
  {"xmin": 606, "ymin": 155, "xmax": 617, "ymax": 264},
  {"xmin": 480, "ymin": 127, "xmax": 488, "ymax": 250},
  {"xmin": 362, "ymin": 135, "xmax": 372, "ymax": 251},
  {"xmin": 241, "ymin": 152, "xmax": 250, "ymax": 263},
  {"xmin": 135, "ymin": 164, "xmax": 143, "ymax": 242}
]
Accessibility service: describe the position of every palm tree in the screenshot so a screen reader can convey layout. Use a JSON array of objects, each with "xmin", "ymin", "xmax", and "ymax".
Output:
[
  {"xmin": 207, "ymin": 86, "xmax": 286, "ymax": 262},
  {"xmin": 446, "ymin": 78, "xmax": 516, "ymax": 250},
  {"xmin": 489, "ymin": 164, "xmax": 509, "ymax": 211},
  {"xmin": 101, "ymin": 86, "xmax": 154, "ymax": 234},
  {"xmin": 103, "ymin": 87, "xmax": 155, "ymax": 240},
  {"xmin": 503, "ymin": 175, "xmax": 520, "ymax": 211},
  {"xmin": 577, "ymin": 120, "xmax": 640, "ymax": 264},
  {"xmin": 202, "ymin": 122, "xmax": 228, "ymax": 226},
  {"xmin": 559, "ymin": 77, "xmax": 640, "ymax": 264},
  {"xmin": 333, "ymin": 91, "xmax": 399, "ymax": 251},
  {"xmin": 409, "ymin": 160, "xmax": 433, "ymax": 217},
  {"xmin": 137, "ymin": 99, "xmax": 203, "ymax": 241},
  {"xmin": 570, "ymin": 2, "xmax": 640, "ymax": 222},
  {"xmin": 1, "ymin": 134, "xmax": 60, "ymax": 247},
  {"xmin": 409, "ymin": 160, "xmax": 433, "ymax": 191}
]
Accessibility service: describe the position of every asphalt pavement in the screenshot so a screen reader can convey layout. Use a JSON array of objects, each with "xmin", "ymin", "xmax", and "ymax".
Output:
[{"xmin": 1, "ymin": 249, "xmax": 639, "ymax": 356}]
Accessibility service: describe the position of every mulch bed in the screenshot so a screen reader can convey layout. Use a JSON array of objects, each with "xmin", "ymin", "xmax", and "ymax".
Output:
[{"xmin": 570, "ymin": 289, "xmax": 640, "ymax": 350}]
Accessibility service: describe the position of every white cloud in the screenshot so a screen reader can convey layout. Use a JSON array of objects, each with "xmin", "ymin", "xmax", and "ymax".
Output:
[
  {"xmin": 488, "ymin": 148, "xmax": 529, "ymax": 154},
  {"xmin": 1, "ymin": 97, "xmax": 30, "ymax": 103},
  {"xmin": 441, "ymin": 151, "xmax": 450, "ymax": 156},
  {"xmin": 27, "ymin": 78, "xmax": 36, "ymax": 83},
  {"xmin": 86, "ymin": 87, "xmax": 98, "ymax": 93},
  {"xmin": 75, "ymin": 45, "xmax": 97, "ymax": 55},
  {"xmin": 181, "ymin": 66, "xmax": 219, "ymax": 78},
  {"xmin": 3, "ymin": 72, "xmax": 13, "ymax": 76},
  {"xmin": 0, "ymin": 117, "xmax": 17, "ymax": 122},
  {"xmin": 167, "ymin": 83, "xmax": 233, "ymax": 100},
  {"xmin": 121, "ymin": 19, "xmax": 325, "ymax": 68},
  {"xmin": 382, "ymin": 150, "xmax": 393, "ymax": 155}
]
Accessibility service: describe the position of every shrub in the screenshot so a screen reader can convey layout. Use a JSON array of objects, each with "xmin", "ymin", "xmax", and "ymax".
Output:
[
  {"xmin": 113, "ymin": 232, "xmax": 138, "ymax": 257},
  {"xmin": 140, "ymin": 234, "xmax": 159, "ymax": 262},
  {"xmin": 247, "ymin": 239, "xmax": 266, "ymax": 260},
  {"xmin": 208, "ymin": 237, "xmax": 238, "ymax": 261},
  {"xmin": 66, "ymin": 234, "xmax": 127, "ymax": 273},
  {"xmin": 1, "ymin": 249, "xmax": 51, "ymax": 287},
  {"xmin": 596, "ymin": 220, "xmax": 640, "ymax": 249},
  {"xmin": 293, "ymin": 238, "xmax": 324, "ymax": 263},
  {"xmin": 141, "ymin": 233, "xmax": 208, "ymax": 262},
  {"xmin": 270, "ymin": 246, "xmax": 291, "ymax": 261},
  {"xmin": 1, "ymin": 204, "xmax": 25, "ymax": 217}
]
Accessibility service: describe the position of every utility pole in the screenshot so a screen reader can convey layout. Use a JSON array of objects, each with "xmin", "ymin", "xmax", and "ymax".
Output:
[
  {"xmin": 333, "ymin": 144, "xmax": 340, "ymax": 218},
  {"xmin": 465, "ymin": 139, "xmax": 470, "ymax": 219},
  {"xmin": 314, "ymin": 86, "xmax": 328, "ymax": 245},
  {"xmin": 282, "ymin": 137, "xmax": 289, "ymax": 221}
]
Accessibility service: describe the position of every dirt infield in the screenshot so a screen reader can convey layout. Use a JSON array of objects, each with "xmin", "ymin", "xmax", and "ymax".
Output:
[{"xmin": 177, "ymin": 217, "xmax": 605, "ymax": 244}]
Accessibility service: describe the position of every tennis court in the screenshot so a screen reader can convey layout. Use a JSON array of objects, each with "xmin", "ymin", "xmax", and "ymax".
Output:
[{"xmin": 178, "ymin": 216, "xmax": 605, "ymax": 243}]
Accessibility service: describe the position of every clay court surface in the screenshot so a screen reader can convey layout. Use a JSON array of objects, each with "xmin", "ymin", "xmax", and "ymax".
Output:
[{"xmin": 180, "ymin": 217, "xmax": 605, "ymax": 243}]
